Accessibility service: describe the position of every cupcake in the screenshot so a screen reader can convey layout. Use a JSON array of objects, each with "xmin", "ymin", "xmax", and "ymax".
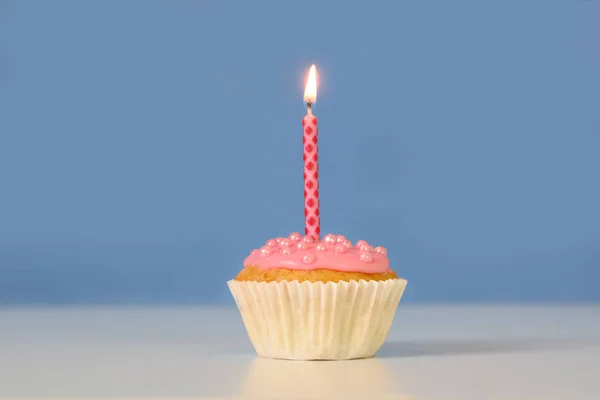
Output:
[{"xmin": 227, "ymin": 232, "xmax": 407, "ymax": 360}]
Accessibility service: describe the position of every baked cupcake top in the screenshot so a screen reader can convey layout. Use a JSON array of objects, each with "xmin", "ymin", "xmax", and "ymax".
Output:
[{"xmin": 243, "ymin": 233, "xmax": 391, "ymax": 274}]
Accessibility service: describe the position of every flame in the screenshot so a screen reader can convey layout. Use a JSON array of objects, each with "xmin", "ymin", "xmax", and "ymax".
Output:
[{"xmin": 304, "ymin": 64, "xmax": 317, "ymax": 103}]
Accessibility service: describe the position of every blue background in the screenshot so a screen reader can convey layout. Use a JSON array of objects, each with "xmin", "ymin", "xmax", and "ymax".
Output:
[{"xmin": 1, "ymin": 0, "xmax": 599, "ymax": 304}]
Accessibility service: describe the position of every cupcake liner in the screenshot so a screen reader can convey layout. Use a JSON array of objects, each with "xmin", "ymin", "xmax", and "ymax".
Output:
[{"xmin": 227, "ymin": 278, "xmax": 407, "ymax": 360}]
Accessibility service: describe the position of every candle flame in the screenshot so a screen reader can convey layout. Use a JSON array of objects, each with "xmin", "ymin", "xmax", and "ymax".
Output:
[{"xmin": 304, "ymin": 64, "xmax": 317, "ymax": 103}]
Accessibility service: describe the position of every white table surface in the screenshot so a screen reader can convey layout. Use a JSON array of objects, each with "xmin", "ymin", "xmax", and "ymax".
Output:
[{"xmin": 1, "ymin": 305, "xmax": 599, "ymax": 399}]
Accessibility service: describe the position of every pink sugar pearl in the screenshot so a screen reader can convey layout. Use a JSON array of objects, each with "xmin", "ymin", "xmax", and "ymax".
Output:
[
  {"xmin": 334, "ymin": 243, "xmax": 348, "ymax": 253},
  {"xmin": 324, "ymin": 234, "xmax": 336, "ymax": 246},
  {"xmin": 303, "ymin": 253, "xmax": 316, "ymax": 264},
  {"xmin": 259, "ymin": 246, "xmax": 272, "ymax": 257},
  {"xmin": 289, "ymin": 232, "xmax": 302, "ymax": 243},
  {"xmin": 296, "ymin": 241, "xmax": 309, "ymax": 250},
  {"xmin": 356, "ymin": 240, "xmax": 369, "ymax": 249},
  {"xmin": 360, "ymin": 250, "xmax": 372, "ymax": 262},
  {"xmin": 302, "ymin": 235, "xmax": 315, "ymax": 244},
  {"xmin": 375, "ymin": 246, "xmax": 387, "ymax": 256}
]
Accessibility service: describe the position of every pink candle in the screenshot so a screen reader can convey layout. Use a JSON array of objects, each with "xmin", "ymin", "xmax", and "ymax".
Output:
[{"xmin": 303, "ymin": 65, "xmax": 320, "ymax": 240}]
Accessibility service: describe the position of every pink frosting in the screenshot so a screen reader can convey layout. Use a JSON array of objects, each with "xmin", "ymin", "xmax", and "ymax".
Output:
[{"xmin": 243, "ymin": 233, "xmax": 391, "ymax": 273}]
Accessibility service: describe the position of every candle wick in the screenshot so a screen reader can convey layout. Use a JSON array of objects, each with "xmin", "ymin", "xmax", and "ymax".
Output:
[{"xmin": 306, "ymin": 100, "xmax": 313, "ymax": 115}]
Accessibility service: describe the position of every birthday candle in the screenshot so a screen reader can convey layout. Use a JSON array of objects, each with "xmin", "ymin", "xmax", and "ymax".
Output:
[{"xmin": 303, "ymin": 65, "xmax": 320, "ymax": 240}]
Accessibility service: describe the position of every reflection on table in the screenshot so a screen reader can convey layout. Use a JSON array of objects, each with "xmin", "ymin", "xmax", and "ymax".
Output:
[{"xmin": 242, "ymin": 356, "xmax": 416, "ymax": 399}]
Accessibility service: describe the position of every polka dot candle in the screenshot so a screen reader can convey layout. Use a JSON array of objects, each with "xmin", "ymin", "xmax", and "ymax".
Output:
[
  {"xmin": 303, "ymin": 113, "xmax": 320, "ymax": 240},
  {"xmin": 303, "ymin": 64, "xmax": 320, "ymax": 240}
]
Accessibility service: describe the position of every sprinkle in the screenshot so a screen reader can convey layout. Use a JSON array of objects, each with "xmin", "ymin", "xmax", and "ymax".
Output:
[
  {"xmin": 316, "ymin": 243, "xmax": 327, "ymax": 252},
  {"xmin": 303, "ymin": 253, "xmax": 316, "ymax": 264},
  {"xmin": 289, "ymin": 232, "xmax": 302, "ymax": 243},
  {"xmin": 360, "ymin": 250, "xmax": 372, "ymax": 262},
  {"xmin": 334, "ymin": 243, "xmax": 348, "ymax": 253},
  {"xmin": 259, "ymin": 247, "xmax": 272, "ymax": 257},
  {"xmin": 375, "ymin": 246, "xmax": 387, "ymax": 256}
]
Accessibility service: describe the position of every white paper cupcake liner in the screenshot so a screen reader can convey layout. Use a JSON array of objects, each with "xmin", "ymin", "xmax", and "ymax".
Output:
[{"xmin": 227, "ymin": 278, "xmax": 407, "ymax": 360}]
